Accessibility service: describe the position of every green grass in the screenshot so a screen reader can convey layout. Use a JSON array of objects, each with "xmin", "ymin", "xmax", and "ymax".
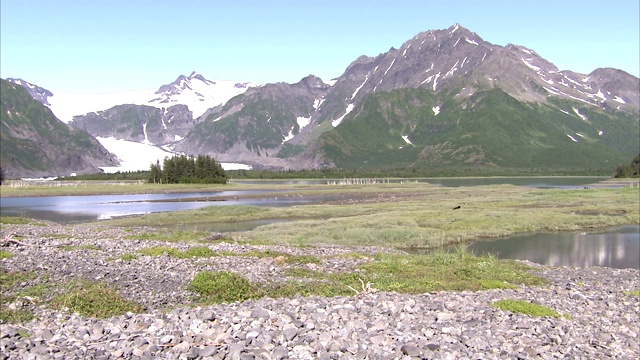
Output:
[
  {"xmin": 125, "ymin": 229, "xmax": 211, "ymax": 243},
  {"xmin": 0, "ymin": 250, "xmax": 14, "ymax": 259},
  {"xmin": 492, "ymin": 299, "xmax": 564, "ymax": 318},
  {"xmin": 119, "ymin": 253, "xmax": 137, "ymax": 261},
  {"xmin": 0, "ymin": 216, "xmax": 45, "ymax": 226},
  {"xmin": 136, "ymin": 245, "xmax": 217, "ymax": 259},
  {"xmin": 628, "ymin": 290, "xmax": 640, "ymax": 297},
  {"xmin": 51, "ymin": 281, "xmax": 144, "ymax": 318},
  {"xmin": 231, "ymin": 250, "xmax": 321, "ymax": 265},
  {"xmin": 0, "ymin": 269, "xmax": 39, "ymax": 323},
  {"xmin": 189, "ymin": 249, "xmax": 545, "ymax": 304},
  {"xmin": 188, "ymin": 271, "xmax": 260, "ymax": 303}
]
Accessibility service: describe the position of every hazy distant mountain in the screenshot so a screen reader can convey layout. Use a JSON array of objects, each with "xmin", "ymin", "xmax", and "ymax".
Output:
[
  {"xmin": 7, "ymin": 24, "xmax": 639, "ymax": 172},
  {"xmin": 0, "ymin": 79, "xmax": 118, "ymax": 178}
]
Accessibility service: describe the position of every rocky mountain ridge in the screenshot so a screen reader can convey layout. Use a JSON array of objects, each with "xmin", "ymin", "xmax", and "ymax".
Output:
[
  {"xmin": 0, "ymin": 79, "xmax": 118, "ymax": 178},
  {"xmin": 6, "ymin": 24, "xmax": 639, "ymax": 173}
]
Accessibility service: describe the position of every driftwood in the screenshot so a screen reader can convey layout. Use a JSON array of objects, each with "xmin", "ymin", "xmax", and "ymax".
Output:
[
  {"xmin": 0, "ymin": 234, "xmax": 30, "ymax": 247},
  {"xmin": 347, "ymin": 278, "xmax": 377, "ymax": 296}
]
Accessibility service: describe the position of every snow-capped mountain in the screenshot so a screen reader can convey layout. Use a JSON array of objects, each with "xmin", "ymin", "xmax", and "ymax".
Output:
[
  {"xmin": 8, "ymin": 72, "xmax": 255, "ymax": 123},
  {"xmin": 6, "ymin": 24, "xmax": 639, "ymax": 174},
  {"xmin": 178, "ymin": 24, "xmax": 639, "ymax": 170}
]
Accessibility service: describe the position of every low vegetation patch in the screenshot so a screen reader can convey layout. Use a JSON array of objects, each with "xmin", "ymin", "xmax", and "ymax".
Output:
[
  {"xmin": 0, "ymin": 216, "xmax": 44, "ymax": 226},
  {"xmin": 232, "ymin": 250, "xmax": 321, "ymax": 265},
  {"xmin": 492, "ymin": 299, "xmax": 563, "ymax": 318},
  {"xmin": 628, "ymin": 290, "xmax": 640, "ymax": 297},
  {"xmin": 0, "ymin": 269, "xmax": 40, "ymax": 323},
  {"xmin": 51, "ymin": 281, "xmax": 144, "ymax": 318},
  {"xmin": 137, "ymin": 245, "xmax": 217, "ymax": 259},
  {"xmin": 360, "ymin": 249, "xmax": 544, "ymax": 293},
  {"xmin": 189, "ymin": 249, "xmax": 545, "ymax": 304},
  {"xmin": 126, "ymin": 229, "xmax": 212, "ymax": 243},
  {"xmin": 0, "ymin": 250, "xmax": 14, "ymax": 259},
  {"xmin": 189, "ymin": 271, "xmax": 261, "ymax": 303},
  {"xmin": 119, "ymin": 253, "xmax": 137, "ymax": 261}
]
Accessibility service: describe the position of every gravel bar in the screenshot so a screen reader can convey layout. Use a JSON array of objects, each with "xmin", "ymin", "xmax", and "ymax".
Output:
[{"xmin": 1, "ymin": 223, "xmax": 638, "ymax": 359}]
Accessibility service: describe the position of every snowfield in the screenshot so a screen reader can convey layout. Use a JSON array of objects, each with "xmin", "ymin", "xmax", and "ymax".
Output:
[
  {"xmin": 47, "ymin": 75, "xmax": 254, "ymax": 123},
  {"xmin": 97, "ymin": 137, "xmax": 251, "ymax": 173}
]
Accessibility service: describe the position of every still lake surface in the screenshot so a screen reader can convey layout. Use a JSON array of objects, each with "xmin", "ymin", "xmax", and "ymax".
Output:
[
  {"xmin": 1, "ymin": 176, "xmax": 637, "ymax": 269},
  {"xmin": 461, "ymin": 226, "xmax": 640, "ymax": 269}
]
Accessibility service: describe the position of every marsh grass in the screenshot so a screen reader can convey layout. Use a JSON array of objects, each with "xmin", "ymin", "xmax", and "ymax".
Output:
[
  {"xmin": 52, "ymin": 281, "xmax": 144, "ymax": 318},
  {"xmin": 492, "ymin": 299, "xmax": 564, "ymax": 318},
  {"xmin": 93, "ymin": 184, "xmax": 639, "ymax": 250}
]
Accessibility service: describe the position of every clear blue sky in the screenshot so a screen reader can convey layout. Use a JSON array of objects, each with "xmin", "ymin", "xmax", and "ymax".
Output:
[{"xmin": 2, "ymin": 0, "xmax": 638, "ymax": 93}]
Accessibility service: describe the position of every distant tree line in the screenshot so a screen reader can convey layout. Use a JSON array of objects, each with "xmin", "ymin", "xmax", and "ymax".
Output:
[
  {"xmin": 613, "ymin": 154, "xmax": 640, "ymax": 178},
  {"xmin": 226, "ymin": 166, "xmax": 617, "ymax": 180},
  {"xmin": 56, "ymin": 170, "xmax": 150, "ymax": 181},
  {"xmin": 0, "ymin": 166, "xmax": 4, "ymax": 185},
  {"xmin": 149, "ymin": 154, "xmax": 227, "ymax": 184}
]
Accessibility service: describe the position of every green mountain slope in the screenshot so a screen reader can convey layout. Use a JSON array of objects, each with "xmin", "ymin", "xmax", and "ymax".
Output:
[
  {"xmin": 0, "ymin": 79, "xmax": 117, "ymax": 178},
  {"xmin": 315, "ymin": 88, "xmax": 639, "ymax": 169}
]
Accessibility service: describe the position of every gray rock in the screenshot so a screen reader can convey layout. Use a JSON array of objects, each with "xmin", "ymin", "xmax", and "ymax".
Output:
[{"xmin": 401, "ymin": 344, "xmax": 422, "ymax": 356}]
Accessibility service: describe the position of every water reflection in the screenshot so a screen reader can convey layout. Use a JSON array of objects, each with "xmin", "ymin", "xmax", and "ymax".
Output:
[
  {"xmin": 464, "ymin": 226, "xmax": 640, "ymax": 269},
  {"xmin": 0, "ymin": 190, "xmax": 303, "ymax": 224}
]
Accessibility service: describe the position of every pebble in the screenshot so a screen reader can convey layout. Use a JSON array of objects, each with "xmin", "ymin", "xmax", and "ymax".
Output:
[{"xmin": 1, "ymin": 223, "xmax": 639, "ymax": 359}]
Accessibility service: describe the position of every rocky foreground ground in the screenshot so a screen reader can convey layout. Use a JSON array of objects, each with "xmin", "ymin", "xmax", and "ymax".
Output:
[{"xmin": 0, "ymin": 222, "xmax": 638, "ymax": 359}]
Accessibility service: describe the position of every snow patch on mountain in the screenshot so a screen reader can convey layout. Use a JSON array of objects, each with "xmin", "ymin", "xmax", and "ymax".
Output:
[
  {"xmin": 573, "ymin": 107, "xmax": 587, "ymax": 121},
  {"xmin": 566, "ymin": 134, "xmax": 578, "ymax": 142},
  {"xmin": 464, "ymin": 37, "xmax": 478, "ymax": 45},
  {"xmin": 522, "ymin": 58, "xmax": 541, "ymax": 72},
  {"xmin": 352, "ymin": 76, "xmax": 369, "ymax": 100},
  {"xmin": 332, "ymin": 104, "xmax": 355, "ymax": 127},
  {"xmin": 297, "ymin": 116, "xmax": 311, "ymax": 129},
  {"xmin": 613, "ymin": 96, "xmax": 626, "ymax": 104},
  {"xmin": 282, "ymin": 127, "xmax": 295, "ymax": 143}
]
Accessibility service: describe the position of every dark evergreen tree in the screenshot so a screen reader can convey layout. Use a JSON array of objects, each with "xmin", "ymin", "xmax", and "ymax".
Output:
[
  {"xmin": 149, "ymin": 160, "xmax": 162, "ymax": 183},
  {"xmin": 151, "ymin": 154, "xmax": 227, "ymax": 184}
]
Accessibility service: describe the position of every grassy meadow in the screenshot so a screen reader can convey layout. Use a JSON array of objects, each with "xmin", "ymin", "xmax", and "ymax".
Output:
[{"xmin": 94, "ymin": 181, "xmax": 640, "ymax": 249}]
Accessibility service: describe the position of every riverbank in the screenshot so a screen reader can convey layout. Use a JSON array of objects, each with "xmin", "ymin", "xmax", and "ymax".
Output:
[{"xmin": 1, "ymin": 222, "xmax": 639, "ymax": 359}]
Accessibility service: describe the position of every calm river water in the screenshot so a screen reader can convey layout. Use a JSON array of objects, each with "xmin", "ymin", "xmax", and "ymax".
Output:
[{"xmin": 462, "ymin": 226, "xmax": 640, "ymax": 269}]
